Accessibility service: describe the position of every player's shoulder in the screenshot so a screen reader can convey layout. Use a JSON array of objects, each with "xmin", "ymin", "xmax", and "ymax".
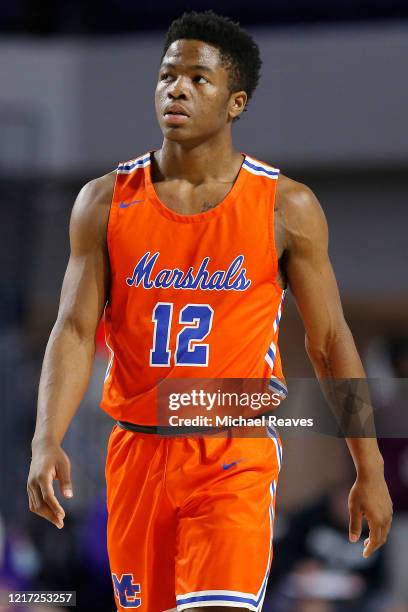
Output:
[
  {"xmin": 276, "ymin": 172, "xmax": 322, "ymax": 220},
  {"xmin": 243, "ymin": 152, "xmax": 321, "ymax": 215},
  {"xmin": 70, "ymin": 171, "xmax": 116, "ymax": 245},
  {"xmin": 78, "ymin": 149, "xmax": 150, "ymax": 195},
  {"xmin": 79, "ymin": 170, "xmax": 116, "ymax": 207},
  {"xmin": 275, "ymin": 172, "xmax": 327, "ymax": 244}
]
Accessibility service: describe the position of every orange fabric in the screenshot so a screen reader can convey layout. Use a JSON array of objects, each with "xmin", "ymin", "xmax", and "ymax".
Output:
[
  {"xmin": 100, "ymin": 152, "xmax": 286, "ymax": 426},
  {"xmin": 106, "ymin": 424, "xmax": 281, "ymax": 611}
]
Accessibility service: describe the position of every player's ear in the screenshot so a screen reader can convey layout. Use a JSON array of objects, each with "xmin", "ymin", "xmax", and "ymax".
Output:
[{"xmin": 229, "ymin": 91, "xmax": 247, "ymax": 121}]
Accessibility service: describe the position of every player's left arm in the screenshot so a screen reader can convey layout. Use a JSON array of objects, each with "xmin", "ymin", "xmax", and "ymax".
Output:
[{"xmin": 277, "ymin": 179, "xmax": 393, "ymax": 558}]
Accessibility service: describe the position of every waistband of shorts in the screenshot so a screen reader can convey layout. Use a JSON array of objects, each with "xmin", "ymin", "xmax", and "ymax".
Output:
[{"xmin": 116, "ymin": 420, "xmax": 230, "ymax": 436}]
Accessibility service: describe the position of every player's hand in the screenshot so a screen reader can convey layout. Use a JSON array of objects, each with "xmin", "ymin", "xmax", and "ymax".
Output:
[
  {"xmin": 348, "ymin": 464, "xmax": 393, "ymax": 558},
  {"xmin": 27, "ymin": 440, "xmax": 73, "ymax": 529}
]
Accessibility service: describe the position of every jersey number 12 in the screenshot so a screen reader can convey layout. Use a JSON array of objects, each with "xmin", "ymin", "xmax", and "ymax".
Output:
[{"xmin": 150, "ymin": 302, "xmax": 214, "ymax": 367}]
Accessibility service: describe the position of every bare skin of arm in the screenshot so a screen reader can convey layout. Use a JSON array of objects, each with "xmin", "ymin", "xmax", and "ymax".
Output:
[
  {"xmin": 27, "ymin": 172, "xmax": 114, "ymax": 529},
  {"xmin": 275, "ymin": 175, "xmax": 393, "ymax": 558}
]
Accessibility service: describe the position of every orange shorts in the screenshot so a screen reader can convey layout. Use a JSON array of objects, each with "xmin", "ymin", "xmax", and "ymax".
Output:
[{"xmin": 105, "ymin": 424, "xmax": 282, "ymax": 611}]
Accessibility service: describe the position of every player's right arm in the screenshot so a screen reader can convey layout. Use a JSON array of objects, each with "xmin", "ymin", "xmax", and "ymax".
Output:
[{"xmin": 27, "ymin": 172, "xmax": 115, "ymax": 529}]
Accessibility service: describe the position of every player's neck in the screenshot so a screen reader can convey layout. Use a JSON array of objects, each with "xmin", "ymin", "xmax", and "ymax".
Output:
[{"xmin": 155, "ymin": 136, "xmax": 242, "ymax": 185}]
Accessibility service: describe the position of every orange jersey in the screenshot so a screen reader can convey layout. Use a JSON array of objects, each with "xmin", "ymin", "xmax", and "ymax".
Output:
[{"xmin": 100, "ymin": 151, "xmax": 286, "ymax": 425}]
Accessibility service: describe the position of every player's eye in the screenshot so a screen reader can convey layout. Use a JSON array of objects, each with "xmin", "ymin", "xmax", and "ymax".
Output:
[
  {"xmin": 194, "ymin": 75, "xmax": 208, "ymax": 84},
  {"xmin": 160, "ymin": 72, "xmax": 172, "ymax": 81}
]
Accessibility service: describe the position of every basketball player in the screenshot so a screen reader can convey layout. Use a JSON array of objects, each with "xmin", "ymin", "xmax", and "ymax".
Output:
[{"xmin": 27, "ymin": 11, "xmax": 393, "ymax": 612}]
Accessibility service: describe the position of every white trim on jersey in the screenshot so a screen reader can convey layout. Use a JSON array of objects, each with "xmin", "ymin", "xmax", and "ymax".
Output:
[
  {"xmin": 104, "ymin": 339, "xmax": 115, "ymax": 381},
  {"xmin": 264, "ymin": 289, "xmax": 286, "ymax": 372},
  {"xmin": 273, "ymin": 289, "xmax": 286, "ymax": 333},
  {"xmin": 117, "ymin": 153, "xmax": 151, "ymax": 174},
  {"xmin": 243, "ymin": 156, "xmax": 280, "ymax": 179},
  {"xmin": 268, "ymin": 376, "xmax": 288, "ymax": 399},
  {"xmin": 265, "ymin": 342, "xmax": 276, "ymax": 370},
  {"xmin": 266, "ymin": 426, "xmax": 283, "ymax": 472}
]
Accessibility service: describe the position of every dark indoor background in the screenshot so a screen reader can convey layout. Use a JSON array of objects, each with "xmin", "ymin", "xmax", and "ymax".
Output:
[{"xmin": 1, "ymin": 2, "xmax": 407, "ymax": 611}]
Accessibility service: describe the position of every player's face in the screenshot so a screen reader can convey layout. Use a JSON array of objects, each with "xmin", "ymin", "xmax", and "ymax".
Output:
[{"xmin": 155, "ymin": 39, "xmax": 241, "ymax": 143}]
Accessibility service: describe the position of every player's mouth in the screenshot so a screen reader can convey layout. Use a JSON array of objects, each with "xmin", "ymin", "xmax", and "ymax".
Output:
[{"xmin": 163, "ymin": 104, "xmax": 190, "ymax": 125}]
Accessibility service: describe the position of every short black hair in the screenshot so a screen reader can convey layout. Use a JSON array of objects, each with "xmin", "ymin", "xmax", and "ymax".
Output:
[{"xmin": 162, "ymin": 11, "xmax": 262, "ymax": 118}]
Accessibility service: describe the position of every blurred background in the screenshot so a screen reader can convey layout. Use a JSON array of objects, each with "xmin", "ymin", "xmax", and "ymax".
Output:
[{"xmin": 0, "ymin": 1, "xmax": 407, "ymax": 611}]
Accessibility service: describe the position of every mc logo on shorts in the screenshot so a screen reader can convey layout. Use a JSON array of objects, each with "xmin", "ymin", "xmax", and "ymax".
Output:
[{"xmin": 112, "ymin": 573, "xmax": 141, "ymax": 608}]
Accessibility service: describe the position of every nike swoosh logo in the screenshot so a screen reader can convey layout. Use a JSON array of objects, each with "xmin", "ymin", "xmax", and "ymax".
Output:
[
  {"xmin": 119, "ymin": 200, "xmax": 143, "ymax": 208},
  {"xmin": 222, "ymin": 460, "xmax": 241, "ymax": 470}
]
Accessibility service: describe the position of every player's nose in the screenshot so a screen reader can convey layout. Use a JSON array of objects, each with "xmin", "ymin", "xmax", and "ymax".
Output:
[{"xmin": 167, "ymin": 76, "xmax": 189, "ymax": 99}]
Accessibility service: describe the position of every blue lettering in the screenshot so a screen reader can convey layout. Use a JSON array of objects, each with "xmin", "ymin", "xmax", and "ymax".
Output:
[
  {"xmin": 207, "ymin": 270, "xmax": 226, "ymax": 290},
  {"xmin": 154, "ymin": 269, "xmax": 173, "ymax": 288},
  {"xmin": 191, "ymin": 257, "xmax": 210, "ymax": 289},
  {"xmin": 112, "ymin": 573, "xmax": 141, "ymax": 608},
  {"xmin": 126, "ymin": 251, "xmax": 159, "ymax": 288},
  {"xmin": 224, "ymin": 255, "xmax": 244, "ymax": 288},
  {"xmin": 125, "ymin": 252, "xmax": 251, "ymax": 292}
]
